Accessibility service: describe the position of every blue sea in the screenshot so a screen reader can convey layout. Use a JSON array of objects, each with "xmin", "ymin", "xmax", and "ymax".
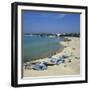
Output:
[{"xmin": 23, "ymin": 35, "xmax": 63, "ymax": 61}]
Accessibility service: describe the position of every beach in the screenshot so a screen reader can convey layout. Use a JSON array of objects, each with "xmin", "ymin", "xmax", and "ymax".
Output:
[{"xmin": 23, "ymin": 37, "xmax": 80, "ymax": 77}]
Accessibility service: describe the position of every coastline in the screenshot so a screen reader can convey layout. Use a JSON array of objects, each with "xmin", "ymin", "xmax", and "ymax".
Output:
[
  {"xmin": 23, "ymin": 37, "xmax": 80, "ymax": 77},
  {"xmin": 23, "ymin": 39, "xmax": 64, "ymax": 62}
]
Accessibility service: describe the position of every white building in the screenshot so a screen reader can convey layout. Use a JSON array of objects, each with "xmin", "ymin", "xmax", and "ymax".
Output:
[{"xmin": 57, "ymin": 33, "xmax": 61, "ymax": 37}]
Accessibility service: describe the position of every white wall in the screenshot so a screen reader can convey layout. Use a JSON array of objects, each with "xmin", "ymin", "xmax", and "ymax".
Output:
[{"xmin": 0, "ymin": 0, "xmax": 89, "ymax": 89}]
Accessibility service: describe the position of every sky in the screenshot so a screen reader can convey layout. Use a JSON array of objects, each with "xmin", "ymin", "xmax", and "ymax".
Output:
[{"xmin": 22, "ymin": 10, "xmax": 80, "ymax": 34}]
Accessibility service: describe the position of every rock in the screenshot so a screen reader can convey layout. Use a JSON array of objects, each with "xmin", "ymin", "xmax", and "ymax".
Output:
[
  {"xmin": 68, "ymin": 59, "xmax": 71, "ymax": 63},
  {"xmin": 72, "ymin": 48, "xmax": 75, "ymax": 50},
  {"xmin": 64, "ymin": 65, "xmax": 67, "ymax": 67},
  {"xmin": 75, "ymin": 57, "xmax": 80, "ymax": 59}
]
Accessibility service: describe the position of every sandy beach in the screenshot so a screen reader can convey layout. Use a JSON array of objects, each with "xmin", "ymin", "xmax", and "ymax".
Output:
[{"xmin": 23, "ymin": 37, "xmax": 80, "ymax": 77}]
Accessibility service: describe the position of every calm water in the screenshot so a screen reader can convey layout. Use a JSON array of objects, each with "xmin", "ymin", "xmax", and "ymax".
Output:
[{"xmin": 23, "ymin": 35, "xmax": 63, "ymax": 61}]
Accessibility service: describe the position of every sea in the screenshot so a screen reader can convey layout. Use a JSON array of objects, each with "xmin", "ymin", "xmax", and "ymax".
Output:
[{"xmin": 23, "ymin": 35, "xmax": 63, "ymax": 62}]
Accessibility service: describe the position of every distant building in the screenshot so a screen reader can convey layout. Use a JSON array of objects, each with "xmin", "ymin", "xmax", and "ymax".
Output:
[
  {"xmin": 62, "ymin": 33, "xmax": 66, "ymax": 35},
  {"xmin": 57, "ymin": 33, "xmax": 61, "ymax": 37}
]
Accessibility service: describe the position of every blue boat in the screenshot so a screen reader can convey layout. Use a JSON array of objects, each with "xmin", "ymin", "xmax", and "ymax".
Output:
[
  {"xmin": 49, "ymin": 57, "xmax": 65, "ymax": 65},
  {"xmin": 31, "ymin": 62, "xmax": 48, "ymax": 71}
]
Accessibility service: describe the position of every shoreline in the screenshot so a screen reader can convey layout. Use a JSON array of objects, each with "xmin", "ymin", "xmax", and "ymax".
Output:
[
  {"xmin": 23, "ymin": 39, "xmax": 65, "ymax": 62},
  {"xmin": 23, "ymin": 37, "xmax": 80, "ymax": 77}
]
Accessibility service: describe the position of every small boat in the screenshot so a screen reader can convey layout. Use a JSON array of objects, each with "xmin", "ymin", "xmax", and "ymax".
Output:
[
  {"xmin": 31, "ymin": 62, "xmax": 48, "ymax": 71},
  {"xmin": 24, "ymin": 62, "xmax": 32, "ymax": 69},
  {"xmin": 49, "ymin": 57, "xmax": 65, "ymax": 65},
  {"xmin": 48, "ymin": 56, "xmax": 52, "ymax": 58},
  {"xmin": 61, "ymin": 54, "xmax": 69, "ymax": 59}
]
